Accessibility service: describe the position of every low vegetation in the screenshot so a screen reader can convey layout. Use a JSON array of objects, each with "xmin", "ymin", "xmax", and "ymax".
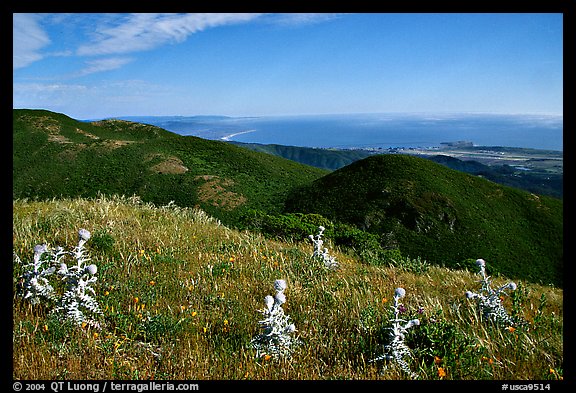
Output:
[
  {"xmin": 285, "ymin": 154, "xmax": 563, "ymax": 287},
  {"xmin": 13, "ymin": 196, "xmax": 563, "ymax": 380}
]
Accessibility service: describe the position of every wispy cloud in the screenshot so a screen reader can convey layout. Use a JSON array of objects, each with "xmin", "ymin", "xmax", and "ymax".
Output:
[
  {"xmin": 13, "ymin": 13, "xmax": 51, "ymax": 69},
  {"xmin": 74, "ymin": 57, "xmax": 134, "ymax": 77},
  {"xmin": 266, "ymin": 13, "xmax": 344, "ymax": 26},
  {"xmin": 14, "ymin": 13, "xmax": 341, "ymax": 78},
  {"xmin": 76, "ymin": 13, "xmax": 264, "ymax": 56}
]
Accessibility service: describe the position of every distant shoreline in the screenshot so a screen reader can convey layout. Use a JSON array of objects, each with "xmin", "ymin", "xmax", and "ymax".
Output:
[{"xmin": 220, "ymin": 129, "xmax": 256, "ymax": 141}]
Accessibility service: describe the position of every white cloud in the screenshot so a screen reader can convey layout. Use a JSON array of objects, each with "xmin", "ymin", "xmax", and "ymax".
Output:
[
  {"xmin": 76, "ymin": 13, "xmax": 264, "ymax": 56},
  {"xmin": 13, "ymin": 13, "xmax": 51, "ymax": 69},
  {"xmin": 74, "ymin": 57, "xmax": 134, "ymax": 77},
  {"xmin": 268, "ymin": 13, "xmax": 344, "ymax": 26}
]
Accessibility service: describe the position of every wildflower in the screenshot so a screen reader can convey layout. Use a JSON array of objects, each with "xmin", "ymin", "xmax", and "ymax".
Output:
[
  {"xmin": 274, "ymin": 292, "xmax": 286, "ymax": 306},
  {"xmin": 507, "ymin": 326, "xmax": 516, "ymax": 333},
  {"xmin": 394, "ymin": 287, "xmax": 406, "ymax": 299},
  {"xmin": 86, "ymin": 264, "xmax": 97, "ymax": 275},
  {"xmin": 274, "ymin": 279, "xmax": 287, "ymax": 292},
  {"xmin": 43, "ymin": 324, "xmax": 49, "ymax": 332},
  {"xmin": 251, "ymin": 279, "xmax": 299, "ymax": 359},
  {"xmin": 434, "ymin": 356, "xmax": 442, "ymax": 365},
  {"xmin": 191, "ymin": 311, "xmax": 197, "ymax": 317},
  {"xmin": 309, "ymin": 226, "xmax": 339, "ymax": 270},
  {"xmin": 417, "ymin": 307, "xmax": 425, "ymax": 314},
  {"xmin": 149, "ymin": 280, "xmax": 156, "ymax": 286},
  {"xmin": 437, "ymin": 367, "xmax": 447, "ymax": 378},
  {"xmin": 465, "ymin": 258, "xmax": 521, "ymax": 328},
  {"xmin": 370, "ymin": 287, "xmax": 419, "ymax": 379},
  {"xmin": 78, "ymin": 229, "xmax": 91, "ymax": 242}
]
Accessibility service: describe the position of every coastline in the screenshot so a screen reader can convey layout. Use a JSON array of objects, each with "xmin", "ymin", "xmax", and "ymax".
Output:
[{"xmin": 220, "ymin": 129, "xmax": 256, "ymax": 141}]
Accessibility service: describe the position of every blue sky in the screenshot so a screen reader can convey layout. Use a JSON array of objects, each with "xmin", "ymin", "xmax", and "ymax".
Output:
[{"xmin": 13, "ymin": 13, "xmax": 563, "ymax": 119}]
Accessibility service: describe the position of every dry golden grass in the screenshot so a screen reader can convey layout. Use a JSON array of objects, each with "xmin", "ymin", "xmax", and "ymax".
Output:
[{"xmin": 12, "ymin": 195, "xmax": 563, "ymax": 380}]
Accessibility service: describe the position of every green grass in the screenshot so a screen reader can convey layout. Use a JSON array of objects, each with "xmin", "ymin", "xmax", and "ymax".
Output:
[{"xmin": 12, "ymin": 196, "xmax": 563, "ymax": 380}]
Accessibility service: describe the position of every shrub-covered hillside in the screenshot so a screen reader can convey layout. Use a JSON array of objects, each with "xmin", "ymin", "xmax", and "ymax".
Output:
[
  {"xmin": 12, "ymin": 109, "xmax": 328, "ymax": 225},
  {"xmin": 285, "ymin": 154, "xmax": 563, "ymax": 287}
]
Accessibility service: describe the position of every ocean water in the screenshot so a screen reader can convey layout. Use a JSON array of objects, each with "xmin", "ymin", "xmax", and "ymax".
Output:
[{"xmin": 123, "ymin": 113, "xmax": 564, "ymax": 151}]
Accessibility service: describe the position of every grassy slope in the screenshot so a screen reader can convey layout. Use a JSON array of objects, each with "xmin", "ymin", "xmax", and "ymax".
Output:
[
  {"xmin": 12, "ymin": 109, "xmax": 328, "ymax": 225},
  {"xmin": 285, "ymin": 154, "xmax": 563, "ymax": 287},
  {"xmin": 12, "ymin": 196, "xmax": 563, "ymax": 380}
]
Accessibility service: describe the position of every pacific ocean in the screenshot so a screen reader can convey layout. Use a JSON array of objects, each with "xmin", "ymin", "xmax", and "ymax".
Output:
[{"xmin": 118, "ymin": 113, "xmax": 564, "ymax": 152}]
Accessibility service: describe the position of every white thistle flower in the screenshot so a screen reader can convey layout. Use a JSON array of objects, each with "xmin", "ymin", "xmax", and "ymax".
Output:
[
  {"xmin": 404, "ymin": 319, "xmax": 420, "ymax": 329},
  {"xmin": 34, "ymin": 244, "xmax": 48, "ymax": 255},
  {"xmin": 274, "ymin": 292, "xmax": 286, "ymax": 305},
  {"xmin": 86, "ymin": 264, "xmax": 98, "ymax": 275},
  {"xmin": 274, "ymin": 279, "xmax": 287, "ymax": 292},
  {"xmin": 394, "ymin": 287, "xmax": 406, "ymax": 299},
  {"xmin": 78, "ymin": 229, "xmax": 91, "ymax": 242},
  {"xmin": 507, "ymin": 282, "xmax": 517, "ymax": 291},
  {"xmin": 264, "ymin": 295, "xmax": 274, "ymax": 311},
  {"xmin": 476, "ymin": 258, "xmax": 486, "ymax": 267}
]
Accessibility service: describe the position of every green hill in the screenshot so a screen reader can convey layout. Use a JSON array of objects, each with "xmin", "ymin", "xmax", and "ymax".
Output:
[
  {"xmin": 284, "ymin": 154, "xmax": 563, "ymax": 287},
  {"xmin": 229, "ymin": 141, "xmax": 376, "ymax": 171},
  {"xmin": 12, "ymin": 109, "xmax": 328, "ymax": 225}
]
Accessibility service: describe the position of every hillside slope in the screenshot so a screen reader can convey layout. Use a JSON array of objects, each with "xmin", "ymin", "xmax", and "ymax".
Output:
[
  {"xmin": 12, "ymin": 196, "xmax": 563, "ymax": 380},
  {"xmin": 13, "ymin": 109, "xmax": 328, "ymax": 225},
  {"xmin": 284, "ymin": 154, "xmax": 563, "ymax": 287}
]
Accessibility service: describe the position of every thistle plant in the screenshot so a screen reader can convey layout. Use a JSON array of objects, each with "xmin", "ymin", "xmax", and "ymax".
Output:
[
  {"xmin": 308, "ymin": 226, "xmax": 339, "ymax": 270},
  {"xmin": 14, "ymin": 244, "xmax": 66, "ymax": 305},
  {"xmin": 250, "ymin": 279, "xmax": 299, "ymax": 359},
  {"xmin": 51, "ymin": 229, "xmax": 103, "ymax": 329},
  {"xmin": 465, "ymin": 258, "xmax": 519, "ymax": 327},
  {"xmin": 371, "ymin": 287, "xmax": 420, "ymax": 379}
]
